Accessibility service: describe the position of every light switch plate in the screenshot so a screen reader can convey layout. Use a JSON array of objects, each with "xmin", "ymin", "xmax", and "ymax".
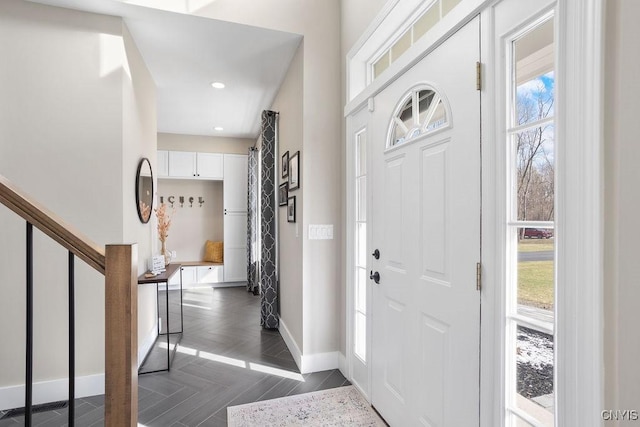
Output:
[{"xmin": 309, "ymin": 224, "xmax": 334, "ymax": 240}]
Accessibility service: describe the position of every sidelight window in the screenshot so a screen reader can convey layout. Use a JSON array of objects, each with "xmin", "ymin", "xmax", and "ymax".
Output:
[
  {"xmin": 505, "ymin": 14, "xmax": 556, "ymax": 427},
  {"xmin": 354, "ymin": 130, "xmax": 368, "ymax": 362}
]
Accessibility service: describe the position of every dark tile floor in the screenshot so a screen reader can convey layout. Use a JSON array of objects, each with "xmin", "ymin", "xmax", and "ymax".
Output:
[{"xmin": 0, "ymin": 286, "xmax": 349, "ymax": 426}]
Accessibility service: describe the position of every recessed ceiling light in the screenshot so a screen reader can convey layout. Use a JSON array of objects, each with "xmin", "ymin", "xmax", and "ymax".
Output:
[
  {"xmin": 211, "ymin": 82, "xmax": 225, "ymax": 89},
  {"xmin": 214, "ymin": 126, "xmax": 224, "ymax": 131}
]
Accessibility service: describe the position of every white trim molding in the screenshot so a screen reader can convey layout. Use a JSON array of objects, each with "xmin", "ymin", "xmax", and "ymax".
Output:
[
  {"xmin": 479, "ymin": 5, "xmax": 502, "ymax": 426},
  {"xmin": 299, "ymin": 352, "xmax": 340, "ymax": 374},
  {"xmin": 138, "ymin": 321, "xmax": 158, "ymax": 369},
  {"xmin": 338, "ymin": 352, "xmax": 348, "ymax": 380},
  {"xmin": 0, "ymin": 374, "xmax": 104, "ymax": 411},
  {"xmin": 279, "ymin": 317, "xmax": 340, "ymax": 374},
  {"xmin": 555, "ymin": 0, "xmax": 605, "ymax": 425},
  {"xmin": 278, "ymin": 317, "xmax": 302, "ymax": 371}
]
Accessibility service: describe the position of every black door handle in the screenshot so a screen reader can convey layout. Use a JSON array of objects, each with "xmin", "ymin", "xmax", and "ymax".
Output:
[
  {"xmin": 370, "ymin": 271, "xmax": 380, "ymax": 284},
  {"xmin": 372, "ymin": 249, "xmax": 380, "ymax": 259}
]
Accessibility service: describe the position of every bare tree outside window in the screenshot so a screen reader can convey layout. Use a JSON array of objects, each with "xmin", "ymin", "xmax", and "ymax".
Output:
[{"xmin": 516, "ymin": 73, "xmax": 555, "ymax": 223}]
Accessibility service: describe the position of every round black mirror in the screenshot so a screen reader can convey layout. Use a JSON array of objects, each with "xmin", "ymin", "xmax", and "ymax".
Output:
[{"xmin": 136, "ymin": 158, "xmax": 154, "ymax": 223}]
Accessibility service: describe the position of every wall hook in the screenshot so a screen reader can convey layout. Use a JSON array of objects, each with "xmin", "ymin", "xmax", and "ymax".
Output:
[
  {"xmin": 167, "ymin": 195, "xmax": 175, "ymax": 208},
  {"xmin": 189, "ymin": 196, "xmax": 194, "ymax": 207},
  {"xmin": 199, "ymin": 196, "xmax": 205, "ymax": 207},
  {"xmin": 179, "ymin": 196, "xmax": 184, "ymax": 207}
]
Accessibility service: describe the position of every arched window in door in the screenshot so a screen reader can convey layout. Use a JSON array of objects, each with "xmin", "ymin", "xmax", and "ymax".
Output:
[{"xmin": 386, "ymin": 85, "xmax": 450, "ymax": 148}]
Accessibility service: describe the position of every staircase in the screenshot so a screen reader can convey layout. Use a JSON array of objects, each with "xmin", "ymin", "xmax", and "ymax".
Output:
[{"xmin": 0, "ymin": 174, "xmax": 138, "ymax": 426}]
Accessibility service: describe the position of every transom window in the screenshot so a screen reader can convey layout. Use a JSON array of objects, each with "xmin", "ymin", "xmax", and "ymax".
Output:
[
  {"xmin": 371, "ymin": 0, "xmax": 463, "ymax": 80},
  {"xmin": 387, "ymin": 85, "xmax": 449, "ymax": 148}
]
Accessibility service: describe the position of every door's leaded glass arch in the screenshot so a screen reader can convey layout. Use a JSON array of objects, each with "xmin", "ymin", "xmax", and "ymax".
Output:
[{"xmin": 387, "ymin": 84, "xmax": 451, "ymax": 148}]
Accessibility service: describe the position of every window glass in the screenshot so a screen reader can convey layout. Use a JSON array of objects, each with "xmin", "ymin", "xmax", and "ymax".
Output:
[
  {"xmin": 374, "ymin": 53, "xmax": 390, "ymax": 79},
  {"xmin": 506, "ymin": 15, "xmax": 555, "ymax": 427},
  {"xmin": 514, "ymin": 20, "xmax": 554, "ymax": 127},
  {"xmin": 425, "ymin": 100, "xmax": 448, "ymax": 131},
  {"xmin": 355, "ymin": 312, "xmax": 366, "ymax": 360},
  {"xmin": 389, "ymin": 87, "xmax": 449, "ymax": 147},
  {"xmin": 391, "ymin": 30, "xmax": 412, "ymax": 61},
  {"xmin": 515, "ymin": 325, "xmax": 555, "ymax": 426},
  {"xmin": 356, "ymin": 177, "xmax": 367, "ymax": 222},
  {"xmin": 517, "ymin": 228, "xmax": 554, "ymax": 311},
  {"xmin": 417, "ymin": 89, "xmax": 436, "ymax": 125},
  {"xmin": 514, "ymin": 124, "xmax": 554, "ymax": 221}
]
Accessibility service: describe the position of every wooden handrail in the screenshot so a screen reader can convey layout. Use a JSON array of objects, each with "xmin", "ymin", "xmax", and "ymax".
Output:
[{"xmin": 0, "ymin": 174, "xmax": 105, "ymax": 274}]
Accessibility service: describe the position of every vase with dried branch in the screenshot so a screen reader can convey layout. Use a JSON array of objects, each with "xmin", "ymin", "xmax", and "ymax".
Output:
[{"xmin": 155, "ymin": 202, "xmax": 174, "ymax": 265}]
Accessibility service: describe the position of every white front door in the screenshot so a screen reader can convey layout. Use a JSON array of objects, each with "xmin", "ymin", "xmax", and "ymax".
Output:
[{"xmin": 370, "ymin": 17, "xmax": 481, "ymax": 426}]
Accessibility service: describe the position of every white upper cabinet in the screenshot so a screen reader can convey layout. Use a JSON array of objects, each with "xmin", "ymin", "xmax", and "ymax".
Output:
[
  {"xmin": 157, "ymin": 150, "xmax": 169, "ymax": 178},
  {"xmin": 165, "ymin": 151, "xmax": 223, "ymax": 180},
  {"xmin": 223, "ymin": 154, "xmax": 248, "ymax": 211},
  {"xmin": 168, "ymin": 151, "xmax": 196, "ymax": 178},
  {"xmin": 196, "ymin": 153, "xmax": 223, "ymax": 180}
]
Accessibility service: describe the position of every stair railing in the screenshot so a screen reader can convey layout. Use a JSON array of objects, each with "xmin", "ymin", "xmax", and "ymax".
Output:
[{"xmin": 0, "ymin": 175, "xmax": 138, "ymax": 426}]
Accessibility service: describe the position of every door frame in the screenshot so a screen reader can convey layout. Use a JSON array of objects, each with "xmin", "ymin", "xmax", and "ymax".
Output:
[
  {"xmin": 345, "ymin": 103, "xmax": 373, "ymax": 400},
  {"xmin": 344, "ymin": 1, "xmax": 605, "ymax": 426}
]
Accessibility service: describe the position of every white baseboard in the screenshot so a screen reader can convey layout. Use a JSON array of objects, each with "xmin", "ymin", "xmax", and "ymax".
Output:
[
  {"xmin": 338, "ymin": 352, "xmax": 348, "ymax": 379},
  {"xmin": 301, "ymin": 351, "xmax": 340, "ymax": 374},
  {"xmin": 278, "ymin": 318, "xmax": 340, "ymax": 374},
  {"xmin": 209, "ymin": 282, "xmax": 245, "ymax": 289},
  {"xmin": 139, "ymin": 322, "xmax": 159, "ymax": 369},
  {"xmin": 278, "ymin": 317, "xmax": 302, "ymax": 371},
  {"xmin": 0, "ymin": 374, "xmax": 104, "ymax": 411},
  {"xmin": 159, "ymin": 282, "xmax": 245, "ymax": 291}
]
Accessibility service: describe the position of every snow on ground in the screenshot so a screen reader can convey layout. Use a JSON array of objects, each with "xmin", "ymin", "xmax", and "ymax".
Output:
[
  {"xmin": 517, "ymin": 327, "xmax": 553, "ymax": 369},
  {"xmin": 516, "ymin": 326, "xmax": 554, "ymax": 398}
]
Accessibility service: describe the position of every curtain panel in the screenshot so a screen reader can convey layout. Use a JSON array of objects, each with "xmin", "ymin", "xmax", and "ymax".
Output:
[{"xmin": 259, "ymin": 110, "xmax": 279, "ymax": 328}]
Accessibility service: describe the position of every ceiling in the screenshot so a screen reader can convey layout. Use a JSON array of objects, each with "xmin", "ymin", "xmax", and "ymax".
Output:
[{"xmin": 27, "ymin": 0, "xmax": 302, "ymax": 139}]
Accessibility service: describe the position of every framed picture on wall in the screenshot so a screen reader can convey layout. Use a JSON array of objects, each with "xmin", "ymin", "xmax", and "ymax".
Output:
[
  {"xmin": 279, "ymin": 182, "xmax": 288, "ymax": 206},
  {"xmin": 287, "ymin": 196, "xmax": 296, "ymax": 223},
  {"xmin": 289, "ymin": 151, "xmax": 300, "ymax": 190},
  {"xmin": 282, "ymin": 151, "xmax": 289, "ymax": 178}
]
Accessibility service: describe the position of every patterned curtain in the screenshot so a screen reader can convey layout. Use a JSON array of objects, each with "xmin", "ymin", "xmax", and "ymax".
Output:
[
  {"xmin": 246, "ymin": 147, "xmax": 259, "ymax": 294},
  {"xmin": 260, "ymin": 110, "xmax": 279, "ymax": 328}
]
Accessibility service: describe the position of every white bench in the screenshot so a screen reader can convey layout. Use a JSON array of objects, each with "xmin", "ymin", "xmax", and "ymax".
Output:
[{"xmin": 168, "ymin": 262, "xmax": 224, "ymax": 288}]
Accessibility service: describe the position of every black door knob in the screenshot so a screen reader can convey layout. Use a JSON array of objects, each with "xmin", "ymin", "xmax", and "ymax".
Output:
[
  {"xmin": 372, "ymin": 249, "xmax": 380, "ymax": 259},
  {"xmin": 370, "ymin": 271, "xmax": 380, "ymax": 284}
]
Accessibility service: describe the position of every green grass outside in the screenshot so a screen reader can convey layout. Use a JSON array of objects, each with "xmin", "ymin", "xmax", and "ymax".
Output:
[
  {"xmin": 518, "ymin": 260, "xmax": 554, "ymax": 309},
  {"xmin": 518, "ymin": 239, "xmax": 554, "ymax": 252}
]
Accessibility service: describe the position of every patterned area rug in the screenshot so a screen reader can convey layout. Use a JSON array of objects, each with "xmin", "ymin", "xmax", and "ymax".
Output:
[{"xmin": 227, "ymin": 386, "xmax": 386, "ymax": 426}]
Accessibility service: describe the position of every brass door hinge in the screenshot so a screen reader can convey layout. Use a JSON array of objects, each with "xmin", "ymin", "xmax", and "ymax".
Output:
[
  {"xmin": 476, "ymin": 262, "xmax": 482, "ymax": 291},
  {"xmin": 476, "ymin": 62, "xmax": 482, "ymax": 91}
]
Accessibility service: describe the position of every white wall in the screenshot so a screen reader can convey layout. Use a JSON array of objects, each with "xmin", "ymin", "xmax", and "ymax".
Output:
[
  {"xmin": 341, "ymin": 0, "xmax": 389, "ymax": 63},
  {"xmin": 122, "ymin": 24, "xmax": 158, "ymax": 367},
  {"xmin": 604, "ymin": 0, "xmax": 640, "ymax": 413},
  {"xmin": 0, "ymin": 0, "xmax": 157, "ymax": 404},
  {"xmin": 188, "ymin": 0, "xmax": 343, "ymax": 361},
  {"xmin": 123, "ymin": 24, "xmax": 157, "ymax": 271},
  {"xmin": 271, "ymin": 44, "xmax": 304, "ymax": 349},
  {"xmin": 0, "ymin": 0, "xmax": 121, "ymax": 391},
  {"xmin": 158, "ymin": 132, "xmax": 254, "ymax": 154}
]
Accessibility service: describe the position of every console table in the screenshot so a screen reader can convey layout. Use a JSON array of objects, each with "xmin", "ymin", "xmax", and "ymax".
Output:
[{"xmin": 137, "ymin": 263, "xmax": 183, "ymax": 374}]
